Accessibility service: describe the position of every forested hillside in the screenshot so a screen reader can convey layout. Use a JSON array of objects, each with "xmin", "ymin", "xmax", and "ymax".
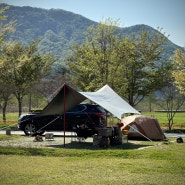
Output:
[{"xmin": 1, "ymin": 3, "xmax": 183, "ymax": 69}]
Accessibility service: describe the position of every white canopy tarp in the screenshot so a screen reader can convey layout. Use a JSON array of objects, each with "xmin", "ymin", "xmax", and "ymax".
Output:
[
  {"xmin": 80, "ymin": 85, "xmax": 140, "ymax": 119},
  {"xmin": 38, "ymin": 84, "xmax": 140, "ymax": 119}
]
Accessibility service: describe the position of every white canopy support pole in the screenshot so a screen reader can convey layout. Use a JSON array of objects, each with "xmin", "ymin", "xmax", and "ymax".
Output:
[{"xmin": 106, "ymin": 111, "xmax": 108, "ymax": 127}]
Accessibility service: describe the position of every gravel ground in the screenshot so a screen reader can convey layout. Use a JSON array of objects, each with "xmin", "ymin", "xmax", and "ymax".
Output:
[
  {"xmin": 0, "ymin": 130, "xmax": 184, "ymax": 149},
  {"xmin": 0, "ymin": 134, "xmax": 94, "ymax": 148}
]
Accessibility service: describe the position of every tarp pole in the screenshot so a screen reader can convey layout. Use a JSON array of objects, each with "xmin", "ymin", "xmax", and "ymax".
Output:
[
  {"xmin": 106, "ymin": 111, "xmax": 108, "ymax": 127},
  {"xmin": 63, "ymin": 83, "xmax": 66, "ymax": 147}
]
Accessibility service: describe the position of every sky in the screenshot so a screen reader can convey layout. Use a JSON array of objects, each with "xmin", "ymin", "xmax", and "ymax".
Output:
[{"xmin": 3, "ymin": 0, "xmax": 185, "ymax": 47}]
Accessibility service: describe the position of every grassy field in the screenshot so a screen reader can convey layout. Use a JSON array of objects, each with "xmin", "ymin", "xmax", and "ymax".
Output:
[
  {"xmin": 0, "ymin": 134, "xmax": 185, "ymax": 185},
  {"xmin": 0, "ymin": 112, "xmax": 185, "ymax": 131},
  {"xmin": 143, "ymin": 112, "xmax": 185, "ymax": 127}
]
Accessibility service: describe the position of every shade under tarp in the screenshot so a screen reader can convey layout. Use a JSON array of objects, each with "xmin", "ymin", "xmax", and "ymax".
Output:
[{"xmin": 38, "ymin": 83, "xmax": 140, "ymax": 119}]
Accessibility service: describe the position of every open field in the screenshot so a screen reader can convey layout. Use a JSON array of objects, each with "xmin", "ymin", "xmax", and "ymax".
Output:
[
  {"xmin": 0, "ymin": 112, "xmax": 185, "ymax": 131},
  {"xmin": 143, "ymin": 112, "xmax": 185, "ymax": 128},
  {"xmin": 0, "ymin": 134, "xmax": 185, "ymax": 185}
]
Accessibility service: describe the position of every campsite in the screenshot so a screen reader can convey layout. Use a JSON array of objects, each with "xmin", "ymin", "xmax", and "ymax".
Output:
[
  {"xmin": 0, "ymin": 87, "xmax": 185, "ymax": 185},
  {"xmin": 0, "ymin": 83, "xmax": 185, "ymax": 185},
  {"xmin": 0, "ymin": 102, "xmax": 185, "ymax": 185},
  {"xmin": 1, "ymin": 2, "xmax": 185, "ymax": 184}
]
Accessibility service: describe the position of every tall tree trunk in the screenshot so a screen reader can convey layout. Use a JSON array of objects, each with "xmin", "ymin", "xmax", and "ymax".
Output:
[
  {"xmin": 29, "ymin": 93, "xmax": 32, "ymax": 112},
  {"xmin": 2, "ymin": 99, "xmax": 8, "ymax": 122},
  {"xmin": 18, "ymin": 96, "xmax": 23, "ymax": 117}
]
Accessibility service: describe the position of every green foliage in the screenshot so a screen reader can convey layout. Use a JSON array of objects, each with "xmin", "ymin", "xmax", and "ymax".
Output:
[
  {"xmin": 1, "ymin": 3, "xmax": 184, "ymax": 114},
  {"xmin": 0, "ymin": 40, "xmax": 55, "ymax": 116},
  {"xmin": 172, "ymin": 48, "xmax": 185, "ymax": 95},
  {"xmin": 68, "ymin": 19, "xmax": 121, "ymax": 91},
  {"xmin": 1, "ymin": 3, "xmax": 182, "ymax": 68},
  {"xmin": 116, "ymin": 30, "xmax": 172, "ymax": 106},
  {"xmin": 0, "ymin": 40, "xmax": 53, "ymax": 89},
  {"xmin": 67, "ymin": 20, "xmax": 172, "ymax": 106},
  {"xmin": 0, "ymin": 4, "xmax": 9, "ymax": 44},
  {"xmin": 2, "ymin": 4, "xmax": 95, "ymax": 61},
  {"xmin": 0, "ymin": 4, "xmax": 15, "ymax": 48}
]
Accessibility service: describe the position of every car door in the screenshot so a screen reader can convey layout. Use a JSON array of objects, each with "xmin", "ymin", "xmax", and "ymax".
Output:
[
  {"xmin": 66, "ymin": 104, "xmax": 88, "ymax": 129},
  {"xmin": 34, "ymin": 115, "xmax": 62, "ymax": 131}
]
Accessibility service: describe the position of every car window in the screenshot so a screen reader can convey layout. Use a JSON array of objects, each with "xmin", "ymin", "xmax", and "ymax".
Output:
[
  {"xmin": 86, "ymin": 105, "xmax": 105, "ymax": 113},
  {"xmin": 96, "ymin": 106, "xmax": 106, "ymax": 113},
  {"xmin": 68, "ymin": 105, "xmax": 86, "ymax": 112}
]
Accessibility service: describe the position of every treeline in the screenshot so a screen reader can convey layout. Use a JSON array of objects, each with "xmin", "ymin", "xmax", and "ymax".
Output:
[
  {"xmin": 1, "ymin": 3, "xmax": 183, "ymax": 68},
  {"xmin": 0, "ymin": 4, "xmax": 185, "ymax": 131}
]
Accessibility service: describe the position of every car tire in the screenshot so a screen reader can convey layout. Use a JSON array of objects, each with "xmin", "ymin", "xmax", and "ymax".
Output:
[{"xmin": 24, "ymin": 123, "xmax": 37, "ymax": 136}]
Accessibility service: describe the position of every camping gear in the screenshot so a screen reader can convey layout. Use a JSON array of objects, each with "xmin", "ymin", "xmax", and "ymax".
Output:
[
  {"xmin": 98, "ymin": 127, "xmax": 113, "ymax": 137},
  {"xmin": 176, "ymin": 137, "xmax": 183, "ymax": 143},
  {"xmin": 45, "ymin": 133, "xmax": 54, "ymax": 140},
  {"xmin": 35, "ymin": 83, "xmax": 140, "ymax": 146},
  {"xmin": 121, "ymin": 115, "xmax": 165, "ymax": 140}
]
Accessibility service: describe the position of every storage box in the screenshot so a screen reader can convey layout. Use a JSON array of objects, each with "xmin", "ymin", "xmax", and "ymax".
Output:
[
  {"xmin": 98, "ymin": 127, "xmax": 113, "ymax": 137},
  {"xmin": 6, "ymin": 129, "xmax": 11, "ymax": 135},
  {"xmin": 45, "ymin": 133, "xmax": 54, "ymax": 140},
  {"xmin": 99, "ymin": 137, "xmax": 110, "ymax": 148},
  {"xmin": 93, "ymin": 135, "xmax": 102, "ymax": 146}
]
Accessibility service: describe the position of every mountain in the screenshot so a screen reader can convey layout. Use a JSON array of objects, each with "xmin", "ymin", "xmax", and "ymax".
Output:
[{"xmin": 1, "ymin": 4, "xmax": 183, "ymax": 67}]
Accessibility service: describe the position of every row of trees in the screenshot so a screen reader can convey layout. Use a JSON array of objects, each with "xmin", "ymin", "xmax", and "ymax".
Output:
[
  {"xmin": 66, "ymin": 19, "xmax": 185, "ymax": 130},
  {"xmin": 67, "ymin": 19, "xmax": 171, "ymax": 106},
  {"xmin": 0, "ymin": 6, "xmax": 185, "ymax": 130},
  {"xmin": 0, "ymin": 5, "xmax": 56, "ymax": 119}
]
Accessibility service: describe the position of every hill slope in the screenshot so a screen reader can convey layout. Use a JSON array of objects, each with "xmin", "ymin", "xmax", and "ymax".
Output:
[{"xmin": 1, "ymin": 4, "xmax": 183, "ymax": 66}]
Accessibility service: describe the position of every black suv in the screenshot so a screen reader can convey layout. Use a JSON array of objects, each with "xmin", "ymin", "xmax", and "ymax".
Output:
[{"xmin": 18, "ymin": 104, "xmax": 106, "ymax": 138}]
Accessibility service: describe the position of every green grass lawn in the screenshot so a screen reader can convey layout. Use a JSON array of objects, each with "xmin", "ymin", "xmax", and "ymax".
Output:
[
  {"xmin": 0, "ymin": 134, "xmax": 184, "ymax": 185},
  {"xmin": 0, "ymin": 113, "xmax": 20, "ymax": 130},
  {"xmin": 0, "ymin": 112, "xmax": 185, "ymax": 130},
  {"xmin": 143, "ymin": 112, "xmax": 185, "ymax": 125},
  {"xmin": 0, "ymin": 112, "xmax": 20, "ymax": 121},
  {"xmin": 0, "ymin": 112, "xmax": 184, "ymax": 184}
]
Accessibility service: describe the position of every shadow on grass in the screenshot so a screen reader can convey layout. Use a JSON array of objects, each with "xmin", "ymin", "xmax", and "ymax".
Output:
[
  {"xmin": 46, "ymin": 140, "xmax": 153, "ymax": 150},
  {"xmin": 0, "ymin": 139, "xmax": 155, "ymax": 158},
  {"xmin": 0, "ymin": 134, "xmax": 156, "ymax": 158}
]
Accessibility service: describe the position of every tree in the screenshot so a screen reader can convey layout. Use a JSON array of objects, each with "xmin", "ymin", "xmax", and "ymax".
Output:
[
  {"xmin": 115, "ymin": 29, "xmax": 172, "ymax": 106},
  {"xmin": 0, "ymin": 4, "xmax": 15, "ymax": 46},
  {"xmin": 0, "ymin": 3, "xmax": 15, "ymax": 121},
  {"xmin": 67, "ymin": 19, "xmax": 122, "ymax": 91},
  {"xmin": 0, "ymin": 82, "xmax": 13, "ymax": 121},
  {"xmin": 172, "ymin": 48, "xmax": 185, "ymax": 96},
  {"xmin": 159, "ymin": 48, "xmax": 185, "ymax": 130},
  {"xmin": 158, "ymin": 81, "xmax": 185, "ymax": 131},
  {"xmin": 38, "ymin": 67, "xmax": 70, "ymax": 104},
  {"xmin": 0, "ymin": 40, "xmax": 54, "ymax": 116},
  {"xmin": 67, "ymin": 19, "xmax": 171, "ymax": 107}
]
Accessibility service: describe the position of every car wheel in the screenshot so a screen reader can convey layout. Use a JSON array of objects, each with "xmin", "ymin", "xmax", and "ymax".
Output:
[{"xmin": 24, "ymin": 123, "xmax": 37, "ymax": 136}]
